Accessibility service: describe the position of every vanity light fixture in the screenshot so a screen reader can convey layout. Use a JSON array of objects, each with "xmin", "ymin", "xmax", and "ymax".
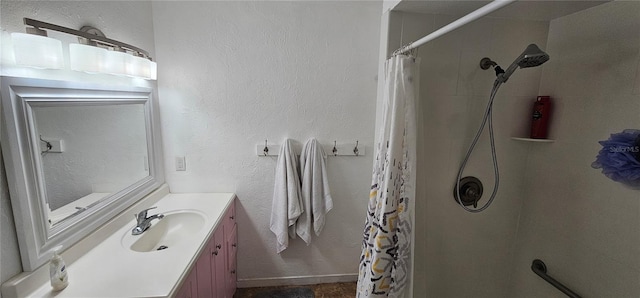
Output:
[{"xmin": 14, "ymin": 18, "xmax": 156, "ymax": 80}]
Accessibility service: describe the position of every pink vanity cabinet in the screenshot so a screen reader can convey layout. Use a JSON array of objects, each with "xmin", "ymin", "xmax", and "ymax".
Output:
[{"xmin": 176, "ymin": 199, "xmax": 237, "ymax": 298}]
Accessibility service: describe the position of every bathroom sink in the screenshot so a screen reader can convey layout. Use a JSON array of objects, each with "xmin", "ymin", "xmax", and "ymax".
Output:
[{"xmin": 121, "ymin": 210, "xmax": 206, "ymax": 252}]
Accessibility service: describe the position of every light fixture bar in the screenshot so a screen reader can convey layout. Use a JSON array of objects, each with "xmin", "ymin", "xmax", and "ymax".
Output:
[{"xmin": 24, "ymin": 18, "xmax": 152, "ymax": 60}]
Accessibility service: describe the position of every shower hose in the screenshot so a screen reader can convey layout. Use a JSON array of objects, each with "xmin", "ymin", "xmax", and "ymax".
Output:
[{"xmin": 455, "ymin": 79, "xmax": 503, "ymax": 213}]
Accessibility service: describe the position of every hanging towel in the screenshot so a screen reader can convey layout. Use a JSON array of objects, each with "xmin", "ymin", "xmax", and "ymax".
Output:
[
  {"xmin": 296, "ymin": 138, "xmax": 333, "ymax": 244},
  {"xmin": 270, "ymin": 139, "xmax": 303, "ymax": 253}
]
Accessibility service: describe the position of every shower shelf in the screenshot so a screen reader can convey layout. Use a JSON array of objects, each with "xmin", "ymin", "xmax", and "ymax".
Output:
[{"xmin": 511, "ymin": 137, "xmax": 555, "ymax": 143}]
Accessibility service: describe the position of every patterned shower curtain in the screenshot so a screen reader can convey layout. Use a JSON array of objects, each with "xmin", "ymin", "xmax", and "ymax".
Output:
[{"xmin": 357, "ymin": 54, "xmax": 419, "ymax": 298}]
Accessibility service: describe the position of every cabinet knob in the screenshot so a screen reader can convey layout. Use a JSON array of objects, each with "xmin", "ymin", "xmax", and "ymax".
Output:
[
  {"xmin": 230, "ymin": 216, "xmax": 234, "ymax": 220},
  {"xmin": 231, "ymin": 270, "xmax": 236, "ymax": 274},
  {"xmin": 216, "ymin": 244, "xmax": 222, "ymax": 249},
  {"xmin": 232, "ymin": 243, "xmax": 237, "ymax": 248},
  {"xmin": 212, "ymin": 250, "xmax": 218, "ymax": 256}
]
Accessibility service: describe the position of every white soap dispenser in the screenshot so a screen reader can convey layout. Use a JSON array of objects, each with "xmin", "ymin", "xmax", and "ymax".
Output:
[{"xmin": 49, "ymin": 246, "xmax": 68, "ymax": 291}]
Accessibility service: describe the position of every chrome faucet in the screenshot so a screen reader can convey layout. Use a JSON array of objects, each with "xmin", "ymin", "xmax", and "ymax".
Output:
[{"xmin": 132, "ymin": 207, "xmax": 164, "ymax": 235}]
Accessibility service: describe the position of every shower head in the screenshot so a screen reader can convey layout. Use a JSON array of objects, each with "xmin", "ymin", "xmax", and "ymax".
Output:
[
  {"xmin": 518, "ymin": 44, "xmax": 550, "ymax": 67},
  {"xmin": 499, "ymin": 44, "xmax": 549, "ymax": 83}
]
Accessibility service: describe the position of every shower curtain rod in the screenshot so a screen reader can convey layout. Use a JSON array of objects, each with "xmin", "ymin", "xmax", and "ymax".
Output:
[{"xmin": 393, "ymin": 0, "xmax": 516, "ymax": 56}]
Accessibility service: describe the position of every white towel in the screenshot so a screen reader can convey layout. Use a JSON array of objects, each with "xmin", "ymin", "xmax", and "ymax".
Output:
[
  {"xmin": 270, "ymin": 139, "xmax": 303, "ymax": 253},
  {"xmin": 296, "ymin": 138, "xmax": 333, "ymax": 244}
]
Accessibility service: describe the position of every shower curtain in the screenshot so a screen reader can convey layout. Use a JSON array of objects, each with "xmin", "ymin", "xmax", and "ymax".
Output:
[{"xmin": 357, "ymin": 54, "xmax": 419, "ymax": 298}]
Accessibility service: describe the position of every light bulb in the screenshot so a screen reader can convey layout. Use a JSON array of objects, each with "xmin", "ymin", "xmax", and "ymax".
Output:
[
  {"xmin": 69, "ymin": 44, "xmax": 107, "ymax": 73},
  {"xmin": 104, "ymin": 50, "xmax": 128, "ymax": 75},
  {"xmin": 11, "ymin": 33, "xmax": 63, "ymax": 69},
  {"xmin": 149, "ymin": 61, "xmax": 157, "ymax": 80}
]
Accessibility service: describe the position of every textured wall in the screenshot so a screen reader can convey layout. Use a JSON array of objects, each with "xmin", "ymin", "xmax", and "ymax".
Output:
[
  {"xmin": 152, "ymin": 1, "xmax": 380, "ymax": 282},
  {"xmin": 509, "ymin": 1, "xmax": 640, "ymax": 297},
  {"xmin": 0, "ymin": 0, "xmax": 155, "ymax": 286},
  {"xmin": 392, "ymin": 11, "xmax": 549, "ymax": 297}
]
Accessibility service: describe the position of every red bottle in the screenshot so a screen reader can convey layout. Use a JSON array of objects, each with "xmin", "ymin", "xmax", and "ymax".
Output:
[{"xmin": 530, "ymin": 96, "xmax": 551, "ymax": 139}]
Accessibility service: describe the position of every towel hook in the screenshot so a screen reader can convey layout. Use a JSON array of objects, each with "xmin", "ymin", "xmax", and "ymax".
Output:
[
  {"xmin": 332, "ymin": 140, "xmax": 338, "ymax": 156},
  {"xmin": 263, "ymin": 139, "xmax": 269, "ymax": 156},
  {"xmin": 40, "ymin": 135, "xmax": 52, "ymax": 154},
  {"xmin": 353, "ymin": 140, "xmax": 359, "ymax": 156}
]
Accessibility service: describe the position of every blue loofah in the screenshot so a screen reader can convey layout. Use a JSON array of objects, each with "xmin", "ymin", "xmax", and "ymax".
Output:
[{"xmin": 591, "ymin": 129, "xmax": 640, "ymax": 188}]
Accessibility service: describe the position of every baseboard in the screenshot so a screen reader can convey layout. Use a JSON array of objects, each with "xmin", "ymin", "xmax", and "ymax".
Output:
[{"xmin": 237, "ymin": 273, "xmax": 358, "ymax": 288}]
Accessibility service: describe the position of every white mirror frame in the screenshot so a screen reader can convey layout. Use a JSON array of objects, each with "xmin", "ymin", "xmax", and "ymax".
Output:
[{"xmin": 0, "ymin": 76, "xmax": 165, "ymax": 271}]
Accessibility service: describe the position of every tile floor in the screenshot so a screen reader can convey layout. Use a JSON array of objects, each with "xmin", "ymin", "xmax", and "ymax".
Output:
[{"xmin": 234, "ymin": 282, "xmax": 357, "ymax": 298}]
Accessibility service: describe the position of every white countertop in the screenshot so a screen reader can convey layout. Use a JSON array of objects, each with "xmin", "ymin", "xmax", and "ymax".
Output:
[{"xmin": 9, "ymin": 191, "xmax": 235, "ymax": 298}]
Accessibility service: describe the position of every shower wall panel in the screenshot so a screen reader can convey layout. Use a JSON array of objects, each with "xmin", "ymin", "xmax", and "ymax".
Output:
[{"xmin": 509, "ymin": 1, "xmax": 640, "ymax": 297}]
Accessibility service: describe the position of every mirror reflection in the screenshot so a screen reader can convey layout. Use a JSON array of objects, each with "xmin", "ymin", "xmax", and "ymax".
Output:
[{"xmin": 32, "ymin": 103, "xmax": 149, "ymax": 226}]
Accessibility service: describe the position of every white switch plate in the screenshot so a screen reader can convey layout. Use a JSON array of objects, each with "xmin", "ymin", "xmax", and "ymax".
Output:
[
  {"xmin": 40, "ymin": 139, "xmax": 63, "ymax": 153},
  {"xmin": 176, "ymin": 156, "xmax": 186, "ymax": 171}
]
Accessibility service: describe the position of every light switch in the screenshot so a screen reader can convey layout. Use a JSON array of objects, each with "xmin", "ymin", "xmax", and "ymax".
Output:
[{"xmin": 176, "ymin": 156, "xmax": 186, "ymax": 171}]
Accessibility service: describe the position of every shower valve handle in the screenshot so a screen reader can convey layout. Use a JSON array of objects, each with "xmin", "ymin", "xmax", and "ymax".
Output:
[{"xmin": 464, "ymin": 187, "xmax": 480, "ymax": 208}]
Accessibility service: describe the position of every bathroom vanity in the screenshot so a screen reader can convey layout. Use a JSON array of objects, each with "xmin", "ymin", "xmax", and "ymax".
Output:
[
  {"xmin": 1, "ymin": 184, "xmax": 237, "ymax": 297},
  {"xmin": 0, "ymin": 76, "xmax": 241, "ymax": 297},
  {"xmin": 1, "ymin": 76, "xmax": 238, "ymax": 297},
  {"xmin": 176, "ymin": 194, "xmax": 237, "ymax": 298}
]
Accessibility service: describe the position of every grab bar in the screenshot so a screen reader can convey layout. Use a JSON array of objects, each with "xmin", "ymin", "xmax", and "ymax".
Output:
[{"xmin": 531, "ymin": 259, "xmax": 582, "ymax": 298}]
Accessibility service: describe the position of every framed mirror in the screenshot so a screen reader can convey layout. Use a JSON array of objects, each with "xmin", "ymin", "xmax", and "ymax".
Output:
[{"xmin": 1, "ymin": 76, "xmax": 164, "ymax": 270}]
